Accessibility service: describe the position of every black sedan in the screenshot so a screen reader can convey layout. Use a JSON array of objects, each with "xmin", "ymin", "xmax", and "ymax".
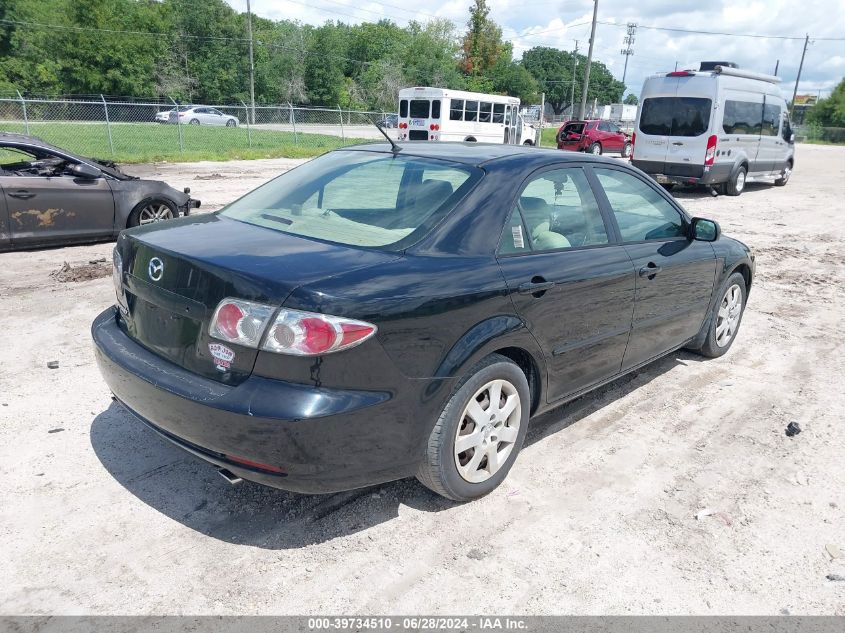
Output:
[
  {"xmin": 0, "ymin": 133, "xmax": 199, "ymax": 251},
  {"xmin": 92, "ymin": 142, "xmax": 754, "ymax": 502}
]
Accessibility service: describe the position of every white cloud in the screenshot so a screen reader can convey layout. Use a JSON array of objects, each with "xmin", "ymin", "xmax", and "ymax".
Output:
[{"xmin": 227, "ymin": 0, "xmax": 845, "ymax": 98}]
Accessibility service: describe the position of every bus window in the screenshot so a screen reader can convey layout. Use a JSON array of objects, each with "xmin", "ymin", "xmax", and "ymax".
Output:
[
  {"xmin": 493, "ymin": 103, "xmax": 505, "ymax": 123},
  {"xmin": 410, "ymin": 100, "xmax": 430, "ymax": 118},
  {"xmin": 450, "ymin": 99, "xmax": 464, "ymax": 121},
  {"xmin": 465, "ymin": 101, "xmax": 479, "ymax": 122},
  {"xmin": 399, "ymin": 100, "xmax": 408, "ymax": 118},
  {"xmin": 432, "ymin": 100, "xmax": 442, "ymax": 119},
  {"xmin": 479, "ymin": 102, "xmax": 492, "ymax": 123}
]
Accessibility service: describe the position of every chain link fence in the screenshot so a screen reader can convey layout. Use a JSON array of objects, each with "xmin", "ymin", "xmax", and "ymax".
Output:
[
  {"xmin": 0, "ymin": 95, "xmax": 392, "ymax": 162},
  {"xmin": 794, "ymin": 124, "xmax": 845, "ymax": 144}
]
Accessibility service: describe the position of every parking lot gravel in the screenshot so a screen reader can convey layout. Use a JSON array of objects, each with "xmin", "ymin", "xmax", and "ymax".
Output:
[{"xmin": 1, "ymin": 145, "xmax": 843, "ymax": 615}]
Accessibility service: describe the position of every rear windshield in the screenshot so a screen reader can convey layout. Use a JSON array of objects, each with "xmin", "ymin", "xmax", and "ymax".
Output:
[
  {"xmin": 409, "ymin": 100, "xmax": 430, "ymax": 118},
  {"xmin": 219, "ymin": 151, "xmax": 482, "ymax": 250},
  {"xmin": 640, "ymin": 97, "xmax": 712, "ymax": 136}
]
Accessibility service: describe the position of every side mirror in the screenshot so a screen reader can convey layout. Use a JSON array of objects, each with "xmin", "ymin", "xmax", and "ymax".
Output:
[
  {"xmin": 70, "ymin": 163, "xmax": 102, "ymax": 179},
  {"xmin": 789, "ymin": 133, "xmax": 795, "ymax": 143},
  {"xmin": 691, "ymin": 217, "xmax": 720, "ymax": 242}
]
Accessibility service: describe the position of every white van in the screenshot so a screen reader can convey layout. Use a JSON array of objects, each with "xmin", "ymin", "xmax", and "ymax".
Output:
[
  {"xmin": 396, "ymin": 87, "xmax": 537, "ymax": 145},
  {"xmin": 632, "ymin": 63, "xmax": 795, "ymax": 195}
]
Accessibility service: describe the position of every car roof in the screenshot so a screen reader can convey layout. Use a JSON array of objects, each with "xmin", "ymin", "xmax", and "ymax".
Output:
[{"xmin": 343, "ymin": 141, "xmax": 615, "ymax": 168}]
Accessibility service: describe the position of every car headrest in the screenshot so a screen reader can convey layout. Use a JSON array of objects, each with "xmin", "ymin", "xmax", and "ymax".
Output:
[{"xmin": 415, "ymin": 179, "xmax": 454, "ymax": 208}]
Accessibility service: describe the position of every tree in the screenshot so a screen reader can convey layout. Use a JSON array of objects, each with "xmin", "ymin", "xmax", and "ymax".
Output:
[
  {"xmin": 304, "ymin": 24, "xmax": 349, "ymax": 106},
  {"xmin": 461, "ymin": 0, "xmax": 502, "ymax": 77},
  {"xmin": 487, "ymin": 44, "xmax": 539, "ymax": 103},
  {"xmin": 623, "ymin": 93, "xmax": 638, "ymax": 105},
  {"xmin": 807, "ymin": 78, "xmax": 845, "ymax": 127}
]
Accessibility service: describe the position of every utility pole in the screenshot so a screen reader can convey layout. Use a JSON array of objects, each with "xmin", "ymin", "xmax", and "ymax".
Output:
[
  {"xmin": 246, "ymin": 0, "xmax": 256, "ymax": 125},
  {"xmin": 580, "ymin": 0, "xmax": 599, "ymax": 120},
  {"xmin": 773, "ymin": 59, "xmax": 779, "ymax": 75},
  {"xmin": 620, "ymin": 23, "xmax": 636, "ymax": 87},
  {"xmin": 790, "ymin": 34, "xmax": 810, "ymax": 116},
  {"xmin": 570, "ymin": 40, "xmax": 579, "ymax": 119}
]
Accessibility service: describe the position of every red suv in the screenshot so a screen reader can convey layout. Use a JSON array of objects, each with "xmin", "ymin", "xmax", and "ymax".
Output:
[{"xmin": 557, "ymin": 119, "xmax": 632, "ymax": 156}]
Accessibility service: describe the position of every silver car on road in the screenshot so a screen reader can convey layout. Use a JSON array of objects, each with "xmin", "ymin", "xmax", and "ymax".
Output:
[{"xmin": 168, "ymin": 105, "xmax": 239, "ymax": 127}]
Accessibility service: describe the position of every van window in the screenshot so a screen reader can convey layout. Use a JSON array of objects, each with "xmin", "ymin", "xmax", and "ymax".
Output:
[
  {"xmin": 432, "ymin": 100, "xmax": 441, "ymax": 119},
  {"xmin": 465, "ymin": 101, "xmax": 479, "ymax": 122},
  {"xmin": 399, "ymin": 100, "xmax": 408, "ymax": 118},
  {"xmin": 450, "ymin": 99, "xmax": 464, "ymax": 121},
  {"xmin": 761, "ymin": 103, "xmax": 781, "ymax": 136},
  {"xmin": 493, "ymin": 103, "xmax": 505, "ymax": 123},
  {"xmin": 782, "ymin": 112, "xmax": 793, "ymax": 142},
  {"xmin": 723, "ymin": 100, "xmax": 763, "ymax": 134},
  {"xmin": 640, "ymin": 97, "xmax": 711, "ymax": 136},
  {"xmin": 409, "ymin": 100, "xmax": 430, "ymax": 118}
]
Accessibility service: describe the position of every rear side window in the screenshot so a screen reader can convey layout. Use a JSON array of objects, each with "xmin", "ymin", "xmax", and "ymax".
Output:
[
  {"xmin": 465, "ymin": 101, "xmax": 478, "ymax": 122},
  {"xmin": 762, "ymin": 103, "xmax": 781, "ymax": 136},
  {"xmin": 409, "ymin": 100, "xmax": 430, "ymax": 118},
  {"xmin": 594, "ymin": 168, "xmax": 685, "ymax": 242},
  {"xmin": 432, "ymin": 100, "xmax": 441, "ymax": 119},
  {"xmin": 399, "ymin": 100, "xmax": 408, "ymax": 118},
  {"xmin": 493, "ymin": 103, "xmax": 505, "ymax": 123},
  {"xmin": 450, "ymin": 99, "xmax": 464, "ymax": 121},
  {"xmin": 479, "ymin": 102, "xmax": 492, "ymax": 123},
  {"xmin": 722, "ymin": 100, "xmax": 763, "ymax": 134},
  {"xmin": 640, "ymin": 97, "xmax": 712, "ymax": 136}
]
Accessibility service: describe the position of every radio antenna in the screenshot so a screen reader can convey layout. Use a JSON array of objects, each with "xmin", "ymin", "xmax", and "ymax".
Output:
[{"xmin": 371, "ymin": 116, "xmax": 401, "ymax": 154}]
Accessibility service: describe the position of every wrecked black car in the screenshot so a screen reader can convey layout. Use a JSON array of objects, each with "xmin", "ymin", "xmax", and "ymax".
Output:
[{"xmin": 0, "ymin": 133, "xmax": 199, "ymax": 251}]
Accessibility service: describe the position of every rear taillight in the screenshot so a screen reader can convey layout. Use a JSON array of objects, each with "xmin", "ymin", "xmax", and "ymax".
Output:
[
  {"xmin": 262, "ymin": 308, "xmax": 377, "ymax": 356},
  {"xmin": 209, "ymin": 298, "xmax": 275, "ymax": 348},
  {"xmin": 209, "ymin": 298, "xmax": 377, "ymax": 356},
  {"xmin": 631, "ymin": 132, "xmax": 636, "ymax": 148},
  {"xmin": 704, "ymin": 134, "xmax": 717, "ymax": 166},
  {"xmin": 429, "ymin": 123, "xmax": 440, "ymax": 131}
]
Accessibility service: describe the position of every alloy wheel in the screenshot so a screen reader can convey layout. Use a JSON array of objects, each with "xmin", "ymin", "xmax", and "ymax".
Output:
[
  {"xmin": 715, "ymin": 284, "xmax": 742, "ymax": 347},
  {"xmin": 138, "ymin": 202, "xmax": 174, "ymax": 225},
  {"xmin": 454, "ymin": 379, "xmax": 521, "ymax": 484}
]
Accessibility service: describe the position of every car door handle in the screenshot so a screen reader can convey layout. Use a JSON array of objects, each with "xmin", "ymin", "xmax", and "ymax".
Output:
[
  {"xmin": 518, "ymin": 278, "xmax": 555, "ymax": 295},
  {"xmin": 639, "ymin": 264, "xmax": 662, "ymax": 278},
  {"xmin": 8, "ymin": 190, "xmax": 35, "ymax": 199},
  {"xmin": 671, "ymin": 141, "xmax": 684, "ymax": 146}
]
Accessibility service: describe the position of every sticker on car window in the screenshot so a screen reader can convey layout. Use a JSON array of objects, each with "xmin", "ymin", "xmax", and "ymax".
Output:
[{"xmin": 512, "ymin": 225, "xmax": 525, "ymax": 249}]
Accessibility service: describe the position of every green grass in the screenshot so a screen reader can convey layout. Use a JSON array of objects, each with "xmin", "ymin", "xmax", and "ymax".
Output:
[
  {"xmin": 0, "ymin": 121, "xmax": 369, "ymax": 163},
  {"xmin": 539, "ymin": 126, "xmax": 559, "ymax": 147}
]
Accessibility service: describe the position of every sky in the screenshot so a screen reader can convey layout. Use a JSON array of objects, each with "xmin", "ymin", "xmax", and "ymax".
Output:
[{"xmin": 226, "ymin": 0, "xmax": 845, "ymax": 99}]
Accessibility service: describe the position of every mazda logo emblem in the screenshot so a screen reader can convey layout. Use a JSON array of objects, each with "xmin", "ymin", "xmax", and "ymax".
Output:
[{"xmin": 148, "ymin": 257, "xmax": 164, "ymax": 282}]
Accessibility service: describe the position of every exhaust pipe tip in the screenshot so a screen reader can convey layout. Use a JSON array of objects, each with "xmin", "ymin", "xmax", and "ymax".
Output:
[{"xmin": 217, "ymin": 467, "xmax": 243, "ymax": 486}]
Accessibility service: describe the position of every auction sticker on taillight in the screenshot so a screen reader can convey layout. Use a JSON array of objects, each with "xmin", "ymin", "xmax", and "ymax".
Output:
[{"xmin": 208, "ymin": 343, "xmax": 235, "ymax": 371}]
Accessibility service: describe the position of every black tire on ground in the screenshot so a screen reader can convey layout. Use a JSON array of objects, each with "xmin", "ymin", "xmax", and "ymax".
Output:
[
  {"xmin": 523, "ymin": 140, "xmax": 534, "ymax": 146},
  {"xmin": 687, "ymin": 271, "xmax": 747, "ymax": 359},
  {"xmin": 416, "ymin": 353, "xmax": 531, "ymax": 502},
  {"xmin": 725, "ymin": 165, "xmax": 747, "ymax": 196},
  {"xmin": 775, "ymin": 161, "xmax": 792, "ymax": 186},
  {"xmin": 588, "ymin": 142, "xmax": 602, "ymax": 155},
  {"xmin": 465, "ymin": 137, "xmax": 477, "ymax": 142},
  {"xmin": 660, "ymin": 183, "xmax": 676, "ymax": 191},
  {"xmin": 126, "ymin": 198, "xmax": 177, "ymax": 228},
  {"xmin": 189, "ymin": 118, "xmax": 200, "ymax": 125}
]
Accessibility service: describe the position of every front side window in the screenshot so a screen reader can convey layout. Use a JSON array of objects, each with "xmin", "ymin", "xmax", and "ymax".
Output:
[
  {"xmin": 762, "ymin": 103, "xmax": 781, "ymax": 136},
  {"xmin": 465, "ymin": 101, "xmax": 479, "ymax": 122},
  {"xmin": 640, "ymin": 97, "xmax": 712, "ymax": 136},
  {"xmin": 450, "ymin": 99, "xmax": 464, "ymax": 121},
  {"xmin": 516, "ymin": 168, "xmax": 608, "ymax": 251},
  {"xmin": 594, "ymin": 168, "xmax": 685, "ymax": 242},
  {"xmin": 782, "ymin": 112, "xmax": 793, "ymax": 142},
  {"xmin": 219, "ymin": 152, "xmax": 481, "ymax": 249},
  {"xmin": 409, "ymin": 100, "xmax": 430, "ymax": 118},
  {"xmin": 492, "ymin": 103, "xmax": 505, "ymax": 123}
]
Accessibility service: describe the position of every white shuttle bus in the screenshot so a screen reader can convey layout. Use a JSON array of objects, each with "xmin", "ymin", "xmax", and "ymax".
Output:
[
  {"xmin": 632, "ymin": 62, "xmax": 794, "ymax": 196},
  {"xmin": 396, "ymin": 87, "xmax": 537, "ymax": 145}
]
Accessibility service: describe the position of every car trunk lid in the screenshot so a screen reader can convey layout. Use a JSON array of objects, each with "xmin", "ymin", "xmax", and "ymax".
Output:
[{"xmin": 117, "ymin": 214, "xmax": 398, "ymax": 384}]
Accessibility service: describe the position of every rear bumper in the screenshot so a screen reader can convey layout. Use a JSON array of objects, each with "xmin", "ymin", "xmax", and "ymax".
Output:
[
  {"xmin": 91, "ymin": 307, "xmax": 420, "ymax": 493},
  {"xmin": 632, "ymin": 159, "xmax": 732, "ymax": 185}
]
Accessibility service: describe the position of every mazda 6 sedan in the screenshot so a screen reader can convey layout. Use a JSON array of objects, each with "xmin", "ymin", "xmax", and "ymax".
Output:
[{"xmin": 93, "ymin": 142, "xmax": 755, "ymax": 501}]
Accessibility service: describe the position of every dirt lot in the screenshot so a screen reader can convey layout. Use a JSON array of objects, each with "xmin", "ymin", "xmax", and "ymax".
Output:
[{"xmin": 1, "ymin": 146, "xmax": 844, "ymax": 615}]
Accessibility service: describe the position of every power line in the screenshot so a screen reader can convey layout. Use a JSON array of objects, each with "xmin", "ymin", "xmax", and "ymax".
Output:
[{"xmin": 597, "ymin": 19, "xmax": 845, "ymax": 41}]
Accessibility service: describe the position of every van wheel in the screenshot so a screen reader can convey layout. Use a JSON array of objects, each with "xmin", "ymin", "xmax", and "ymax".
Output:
[
  {"xmin": 622, "ymin": 141, "xmax": 633, "ymax": 157},
  {"xmin": 416, "ymin": 354, "xmax": 530, "ymax": 501},
  {"xmin": 775, "ymin": 162, "xmax": 792, "ymax": 186},
  {"xmin": 725, "ymin": 166, "xmax": 746, "ymax": 196},
  {"xmin": 588, "ymin": 142, "xmax": 602, "ymax": 155}
]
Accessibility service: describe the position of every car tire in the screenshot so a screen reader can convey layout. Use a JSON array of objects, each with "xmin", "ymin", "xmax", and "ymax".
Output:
[
  {"xmin": 189, "ymin": 119, "xmax": 200, "ymax": 125},
  {"xmin": 689, "ymin": 272, "xmax": 747, "ymax": 358},
  {"xmin": 127, "ymin": 198, "xmax": 177, "ymax": 228},
  {"xmin": 523, "ymin": 140, "xmax": 534, "ymax": 146},
  {"xmin": 588, "ymin": 142, "xmax": 602, "ymax": 155},
  {"xmin": 725, "ymin": 165, "xmax": 746, "ymax": 196},
  {"xmin": 226, "ymin": 119, "xmax": 237, "ymax": 127},
  {"xmin": 661, "ymin": 183, "xmax": 676, "ymax": 191},
  {"xmin": 622, "ymin": 141, "xmax": 633, "ymax": 157},
  {"xmin": 775, "ymin": 161, "xmax": 792, "ymax": 186},
  {"xmin": 416, "ymin": 353, "xmax": 530, "ymax": 501}
]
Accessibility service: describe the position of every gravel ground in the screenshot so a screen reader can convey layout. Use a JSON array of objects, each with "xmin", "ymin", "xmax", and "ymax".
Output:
[{"xmin": 1, "ymin": 145, "xmax": 844, "ymax": 615}]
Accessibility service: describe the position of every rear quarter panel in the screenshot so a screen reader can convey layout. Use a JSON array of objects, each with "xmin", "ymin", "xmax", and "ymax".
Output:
[{"xmin": 110, "ymin": 179, "xmax": 189, "ymax": 230}]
